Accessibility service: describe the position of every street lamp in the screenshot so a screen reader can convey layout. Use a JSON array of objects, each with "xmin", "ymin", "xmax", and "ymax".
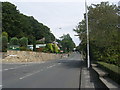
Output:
[{"xmin": 85, "ymin": 0, "xmax": 90, "ymax": 68}]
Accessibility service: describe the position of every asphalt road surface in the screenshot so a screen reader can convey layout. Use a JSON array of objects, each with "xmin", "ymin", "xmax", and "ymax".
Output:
[{"xmin": 2, "ymin": 53, "xmax": 82, "ymax": 88}]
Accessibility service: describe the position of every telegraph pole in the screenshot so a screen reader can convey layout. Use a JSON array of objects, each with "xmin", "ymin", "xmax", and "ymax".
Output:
[{"xmin": 85, "ymin": 0, "xmax": 90, "ymax": 68}]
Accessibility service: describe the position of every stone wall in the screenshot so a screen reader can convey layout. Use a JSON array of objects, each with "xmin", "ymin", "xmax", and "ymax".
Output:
[{"xmin": 2, "ymin": 50, "xmax": 62, "ymax": 63}]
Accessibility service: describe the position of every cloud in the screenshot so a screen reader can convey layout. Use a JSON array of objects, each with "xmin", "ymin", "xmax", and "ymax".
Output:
[{"xmin": 1, "ymin": 0, "xmax": 119, "ymax": 46}]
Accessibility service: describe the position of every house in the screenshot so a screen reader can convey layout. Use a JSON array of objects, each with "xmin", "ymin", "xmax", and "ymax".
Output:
[{"xmin": 27, "ymin": 44, "xmax": 46, "ymax": 51}]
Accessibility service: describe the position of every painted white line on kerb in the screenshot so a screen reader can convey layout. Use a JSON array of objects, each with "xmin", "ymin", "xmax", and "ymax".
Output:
[{"xmin": 19, "ymin": 71, "xmax": 40, "ymax": 80}]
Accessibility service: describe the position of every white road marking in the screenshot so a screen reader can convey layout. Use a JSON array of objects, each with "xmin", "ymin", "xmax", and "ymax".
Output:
[
  {"xmin": 0, "ymin": 85, "xmax": 2, "ymax": 87},
  {"xmin": 46, "ymin": 64, "xmax": 56, "ymax": 69},
  {"xmin": 19, "ymin": 63, "xmax": 57, "ymax": 80},
  {"xmin": 2, "ymin": 64, "xmax": 32, "ymax": 71},
  {"xmin": 19, "ymin": 70, "xmax": 40, "ymax": 80},
  {"xmin": 9, "ymin": 68, "xmax": 14, "ymax": 69},
  {"xmin": 40, "ymin": 69, "xmax": 43, "ymax": 71},
  {"xmin": 58, "ymin": 63, "xmax": 61, "ymax": 65},
  {"xmin": 2, "ymin": 61, "xmax": 46, "ymax": 72},
  {"xmin": 4, "ymin": 69, "xmax": 9, "ymax": 71}
]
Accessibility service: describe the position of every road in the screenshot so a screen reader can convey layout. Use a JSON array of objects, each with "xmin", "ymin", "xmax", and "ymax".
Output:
[{"xmin": 2, "ymin": 53, "xmax": 82, "ymax": 88}]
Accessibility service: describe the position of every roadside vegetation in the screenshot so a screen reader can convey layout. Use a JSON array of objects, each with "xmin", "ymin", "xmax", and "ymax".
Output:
[
  {"xmin": 1, "ymin": 2, "xmax": 75, "ymax": 54},
  {"xmin": 97, "ymin": 62, "xmax": 120, "ymax": 84},
  {"xmin": 2, "ymin": 2, "xmax": 55, "ymax": 45},
  {"xmin": 74, "ymin": 2, "xmax": 119, "ymax": 83}
]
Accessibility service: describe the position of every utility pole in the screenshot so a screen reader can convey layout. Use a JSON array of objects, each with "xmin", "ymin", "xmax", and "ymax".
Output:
[{"xmin": 85, "ymin": 0, "xmax": 90, "ymax": 68}]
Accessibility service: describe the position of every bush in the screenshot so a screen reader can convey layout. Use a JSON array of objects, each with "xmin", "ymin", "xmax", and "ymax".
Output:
[
  {"xmin": 1, "ymin": 36, "xmax": 8, "ymax": 52},
  {"xmin": 19, "ymin": 46, "xmax": 27, "ymax": 51},
  {"xmin": 36, "ymin": 41, "xmax": 44, "ymax": 44},
  {"xmin": 45, "ymin": 43, "xmax": 53, "ymax": 53},
  {"xmin": 97, "ymin": 61, "xmax": 120, "ymax": 84},
  {"xmin": 10, "ymin": 37, "xmax": 19, "ymax": 45},
  {"xmin": 19, "ymin": 37, "xmax": 28, "ymax": 47},
  {"xmin": 2, "ymin": 32, "xmax": 8, "ymax": 38},
  {"xmin": 53, "ymin": 43, "xmax": 59, "ymax": 53}
]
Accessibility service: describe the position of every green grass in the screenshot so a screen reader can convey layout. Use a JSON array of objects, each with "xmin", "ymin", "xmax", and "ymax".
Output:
[
  {"xmin": 97, "ymin": 61, "xmax": 120, "ymax": 74},
  {"xmin": 97, "ymin": 61, "xmax": 120, "ymax": 84}
]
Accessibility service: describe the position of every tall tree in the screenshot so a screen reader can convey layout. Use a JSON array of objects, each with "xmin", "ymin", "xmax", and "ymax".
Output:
[
  {"xmin": 74, "ymin": 2, "xmax": 119, "ymax": 66},
  {"xmin": 2, "ymin": 2, "xmax": 55, "ymax": 44},
  {"xmin": 60, "ymin": 34, "xmax": 75, "ymax": 53}
]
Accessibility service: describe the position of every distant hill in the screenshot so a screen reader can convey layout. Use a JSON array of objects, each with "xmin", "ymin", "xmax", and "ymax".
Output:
[{"xmin": 2, "ymin": 2, "xmax": 55, "ymax": 44}]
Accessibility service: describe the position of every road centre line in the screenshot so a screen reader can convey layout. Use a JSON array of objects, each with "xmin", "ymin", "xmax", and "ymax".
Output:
[
  {"xmin": 19, "ymin": 64, "xmax": 58, "ymax": 80},
  {"xmin": 46, "ymin": 64, "xmax": 56, "ymax": 69},
  {"xmin": 19, "ymin": 70, "xmax": 40, "ymax": 80},
  {"xmin": 2, "ymin": 61, "xmax": 46, "ymax": 71},
  {"xmin": 0, "ymin": 85, "xmax": 2, "ymax": 87}
]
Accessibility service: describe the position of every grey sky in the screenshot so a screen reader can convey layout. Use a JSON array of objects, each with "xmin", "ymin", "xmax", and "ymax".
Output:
[{"xmin": 1, "ymin": 0, "xmax": 119, "ymax": 46}]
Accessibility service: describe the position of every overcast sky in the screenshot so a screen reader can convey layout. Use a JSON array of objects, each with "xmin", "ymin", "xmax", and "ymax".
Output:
[{"xmin": 1, "ymin": 0, "xmax": 119, "ymax": 46}]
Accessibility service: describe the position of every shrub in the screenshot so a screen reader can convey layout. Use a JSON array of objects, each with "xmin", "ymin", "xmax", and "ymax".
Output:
[
  {"xmin": 19, "ymin": 37, "xmax": 28, "ymax": 47},
  {"xmin": 10, "ymin": 37, "xmax": 19, "ymax": 45},
  {"xmin": 1, "ymin": 36, "xmax": 8, "ymax": 52},
  {"xmin": 19, "ymin": 46, "xmax": 27, "ymax": 51},
  {"xmin": 53, "ymin": 43, "xmax": 59, "ymax": 53},
  {"xmin": 2, "ymin": 32, "xmax": 8, "ymax": 38}
]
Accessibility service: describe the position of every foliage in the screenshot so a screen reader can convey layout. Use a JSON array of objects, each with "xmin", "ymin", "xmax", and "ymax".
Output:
[
  {"xmin": 60, "ymin": 34, "xmax": 76, "ymax": 53},
  {"xmin": 19, "ymin": 37, "xmax": 28, "ymax": 47},
  {"xmin": 19, "ymin": 46, "xmax": 27, "ymax": 51},
  {"xmin": 74, "ymin": 2, "xmax": 119, "ymax": 66},
  {"xmin": 2, "ymin": 31, "xmax": 8, "ymax": 38},
  {"xmin": 2, "ymin": 2, "xmax": 55, "ymax": 44},
  {"xmin": 1, "ymin": 36, "xmax": 8, "ymax": 52},
  {"xmin": 36, "ymin": 41, "xmax": 44, "ymax": 44},
  {"xmin": 97, "ymin": 61, "xmax": 120, "ymax": 84},
  {"xmin": 10, "ymin": 37, "xmax": 19, "ymax": 45},
  {"xmin": 43, "ymin": 43, "xmax": 54, "ymax": 53},
  {"xmin": 52, "ymin": 43, "xmax": 59, "ymax": 53}
]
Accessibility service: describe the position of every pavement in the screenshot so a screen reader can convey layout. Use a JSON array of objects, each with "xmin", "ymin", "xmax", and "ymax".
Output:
[{"xmin": 1, "ymin": 53, "xmax": 107, "ymax": 89}]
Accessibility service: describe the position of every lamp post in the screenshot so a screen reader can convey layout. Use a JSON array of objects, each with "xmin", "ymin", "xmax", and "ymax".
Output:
[{"xmin": 85, "ymin": 0, "xmax": 90, "ymax": 68}]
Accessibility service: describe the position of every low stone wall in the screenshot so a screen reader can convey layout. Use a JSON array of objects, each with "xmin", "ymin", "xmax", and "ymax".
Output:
[{"xmin": 2, "ymin": 50, "xmax": 62, "ymax": 63}]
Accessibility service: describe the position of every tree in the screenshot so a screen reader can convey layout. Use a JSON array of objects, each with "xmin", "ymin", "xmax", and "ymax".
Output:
[
  {"xmin": 19, "ymin": 37, "xmax": 28, "ymax": 47},
  {"xmin": 74, "ymin": 2, "xmax": 119, "ymax": 66},
  {"xmin": 2, "ymin": 31, "xmax": 8, "ymax": 38},
  {"xmin": 2, "ymin": 2, "xmax": 56, "ymax": 44},
  {"xmin": 53, "ymin": 43, "xmax": 59, "ymax": 53},
  {"xmin": 1, "ymin": 36, "xmax": 8, "ymax": 52},
  {"xmin": 10, "ymin": 37, "xmax": 19, "ymax": 45},
  {"xmin": 60, "ymin": 34, "xmax": 75, "ymax": 53}
]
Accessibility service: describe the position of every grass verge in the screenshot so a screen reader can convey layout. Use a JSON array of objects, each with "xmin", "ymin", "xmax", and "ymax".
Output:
[{"xmin": 97, "ymin": 61, "xmax": 120, "ymax": 85}]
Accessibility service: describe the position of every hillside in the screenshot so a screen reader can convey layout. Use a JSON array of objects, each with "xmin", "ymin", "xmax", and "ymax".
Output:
[{"xmin": 2, "ymin": 2, "xmax": 55, "ymax": 44}]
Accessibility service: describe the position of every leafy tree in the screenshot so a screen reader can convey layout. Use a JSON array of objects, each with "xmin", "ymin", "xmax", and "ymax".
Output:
[
  {"xmin": 2, "ymin": 32, "xmax": 8, "ymax": 38},
  {"xmin": 44, "ymin": 43, "xmax": 54, "ymax": 53},
  {"xmin": 74, "ymin": 2, "xmax": 119, "ymax": 66},
  {"xmin": 53, "ymin": 43, "xmax": 59, "ymax": 53},
  {"xmin": 2, "ymin": 2, "xmax": 55, "ymax": 44},
  {"xmin": 1, "ymin": 36, "xmax": 8, "ymax": 52},
  {"xmin": 19, "ymin": 37, "xmax": 28, "ymax": 47},
  {"xmin": 10, "ymin": 37, "xmax": 19, "ymax": 45},
  {"xmin": 60, "ymin": 34, "xmax": 75, "ymax": 53}
]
